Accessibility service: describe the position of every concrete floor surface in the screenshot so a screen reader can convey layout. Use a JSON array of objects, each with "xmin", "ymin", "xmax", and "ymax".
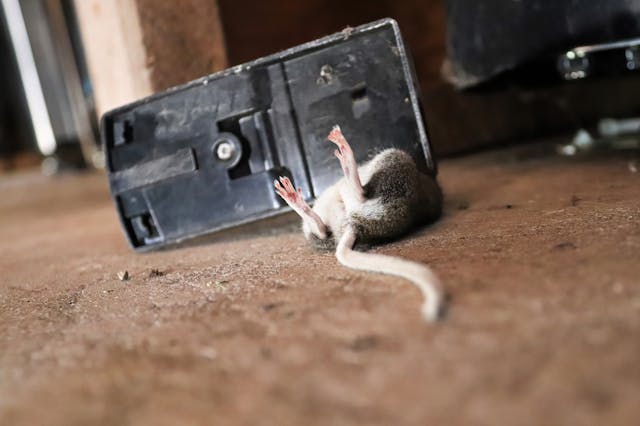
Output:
[{"xmin": 1, "ymin": 144, "xmax": 639, "ymax": 425}]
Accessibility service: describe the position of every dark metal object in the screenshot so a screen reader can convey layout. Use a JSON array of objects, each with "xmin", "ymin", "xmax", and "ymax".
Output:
[
  {"xmin": 557, "ymin": 38, "xmax": 640, "ymax": 80},
  {"xmin": 102, "ymin": 18, "xmax": 435, "ymax": 251},
  {"xmin": 445, "ymin": 0, "xmax": 640, "ymax": 88}
]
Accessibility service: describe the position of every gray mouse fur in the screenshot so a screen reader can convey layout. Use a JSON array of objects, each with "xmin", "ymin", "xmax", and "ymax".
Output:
[
  {"xmin": 308, "ymin": 148, "xmax": 442, "ymax": 249},
  {"xmin": 274, "ymin": 126, "xmax": 444, "ymax": 321}
]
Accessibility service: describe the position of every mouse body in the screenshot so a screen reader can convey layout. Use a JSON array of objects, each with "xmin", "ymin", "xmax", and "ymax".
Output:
[
  {"xmin": 307, "ymin": 147, "xmax": 442, "ymax": 248},
  {"xmin": 274, "ymin": 126, "xmax": 444, "ymax": 321}
]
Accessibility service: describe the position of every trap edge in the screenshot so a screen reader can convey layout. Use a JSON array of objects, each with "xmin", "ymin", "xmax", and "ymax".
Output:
[{"xmin": 101, "ymin": 18, "xmax": 437, "ymax": 251}]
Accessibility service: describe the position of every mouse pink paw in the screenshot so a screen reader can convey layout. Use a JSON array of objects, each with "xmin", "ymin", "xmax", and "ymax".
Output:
[
  {"xmin": 274, "ymin": 176, "xmax": 308, "ymax": 211},
  {"xmin": 326, "ymin": 125, "xmax": 365, "ymax": 204},
  {"xmin": 327, "ymin": 125, "xmax": 350, "ymax": 152},
  {"xmin": 274, "ymin": 176, "xmax": 328, "ymax": 239},
  {"xmin": 328, "ymin": 125, "xmax": 345, "ymax": 144}
]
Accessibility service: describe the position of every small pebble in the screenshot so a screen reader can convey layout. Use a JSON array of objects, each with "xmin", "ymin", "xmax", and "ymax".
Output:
[
  {"xmin": 117, "ymin": 270, "xmax": 129, "ymax": 281},
  {"xmin": 148, "ymin": 269, "xmax": 163, "ymax": 277}
]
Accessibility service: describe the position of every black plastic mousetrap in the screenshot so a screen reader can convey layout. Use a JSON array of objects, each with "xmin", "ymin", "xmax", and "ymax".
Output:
[{"xmin": 102, "ymin": 18, "xmax": 436, "ymax": 251}]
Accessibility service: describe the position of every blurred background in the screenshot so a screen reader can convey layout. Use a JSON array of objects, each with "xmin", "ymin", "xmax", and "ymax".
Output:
[{"xmin": 1, "ymin": 0, "xmax": 639, "ymax": 176}]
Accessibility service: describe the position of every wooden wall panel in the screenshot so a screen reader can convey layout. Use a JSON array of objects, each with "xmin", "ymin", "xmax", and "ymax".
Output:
[
  {"xmin": 74, "ymin": 0, "xmax": 152, "ymax": 116},
  {"xmin": 74, "ymin": 0, "xmax": 227, "ymax": 115},
  {"xmin": 135, "ymin": 0, "xmax": 228, "ymax": 91}
]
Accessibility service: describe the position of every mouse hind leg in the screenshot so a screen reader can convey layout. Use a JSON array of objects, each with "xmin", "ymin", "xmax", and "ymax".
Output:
[
  {"xmin": 327, "ymin": 125, "xmax": 365, "ymax": 209},
  {"xmin": 274, "ymin": 176, "xmax": 327, "ymax": 239}
]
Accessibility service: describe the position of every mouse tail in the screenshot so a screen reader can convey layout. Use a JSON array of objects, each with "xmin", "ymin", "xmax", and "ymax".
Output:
[{"xmin": 336, "ymin": 226, "xmax": 443, "ymax": 322}]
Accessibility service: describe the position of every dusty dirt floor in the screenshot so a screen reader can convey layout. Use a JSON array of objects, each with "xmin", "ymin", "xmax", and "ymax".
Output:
[{"xmin": 1, "ymin": 143, "xmax": 639, "ymax": 425}]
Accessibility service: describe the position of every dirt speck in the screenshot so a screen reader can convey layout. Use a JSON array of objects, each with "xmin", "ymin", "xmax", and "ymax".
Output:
[
  {"xmin": 148, "ymin": 269, "xmax": 164, "ymax": 277},
  {"xmin": 457, "ymin": 199, "xmax": 470, "ymax": 210},
  {"xmin": 262, "ymin": 302, "xmax": 283, "ymax": 312},
  {"xmin": 553, "ymin": 242, "xmax": 577, "ymax": 251},
  {"xmin": 350, "ymin": 335, "xmax": 378, "ymax": 351}
]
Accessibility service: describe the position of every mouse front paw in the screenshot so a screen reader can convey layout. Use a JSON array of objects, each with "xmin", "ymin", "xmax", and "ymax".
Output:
[
  {"xmin": 274, "ymin": 176, "xmax": 328, "ymax": 239},
  {"xmin": 274, "ymin": 176, "xmax": 307, "ymax": 211}
]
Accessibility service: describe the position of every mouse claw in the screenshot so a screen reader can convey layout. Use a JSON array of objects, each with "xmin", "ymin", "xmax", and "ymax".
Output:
[
  {"xmin": 274, "ymin": 176, "xmax": 302, "ymax": 204},
  {"xmin": 327, "ymin": 125, "xmax": 345, "ymax": 145},
  {"xmin": 280, "ymin": 176, "xmax": 294, "ymax": 193},
  {"xmin": 273, "ymin": 181, "xmax": 286, "ymax": 198}
]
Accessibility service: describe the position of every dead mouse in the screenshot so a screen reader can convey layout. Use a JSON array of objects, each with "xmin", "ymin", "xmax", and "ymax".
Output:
[{"xmin": 274, "ymin": 125, "xmax": 444, "ymax": 321}]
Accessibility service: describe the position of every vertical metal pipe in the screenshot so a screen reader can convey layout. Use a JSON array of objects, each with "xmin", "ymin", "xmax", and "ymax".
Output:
[{"xmin": 1, "ymin": 0, "xmax": 56, "ymax": 156}]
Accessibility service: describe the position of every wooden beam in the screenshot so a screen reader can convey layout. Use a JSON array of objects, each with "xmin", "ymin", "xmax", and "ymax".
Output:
[
  {"xmin": 74, "ymin": 0, "xmax": 227, "ymax": 117},
  {"xmin": 74, "ymin": 0, "xmax": 152, "ymax": 116}
]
